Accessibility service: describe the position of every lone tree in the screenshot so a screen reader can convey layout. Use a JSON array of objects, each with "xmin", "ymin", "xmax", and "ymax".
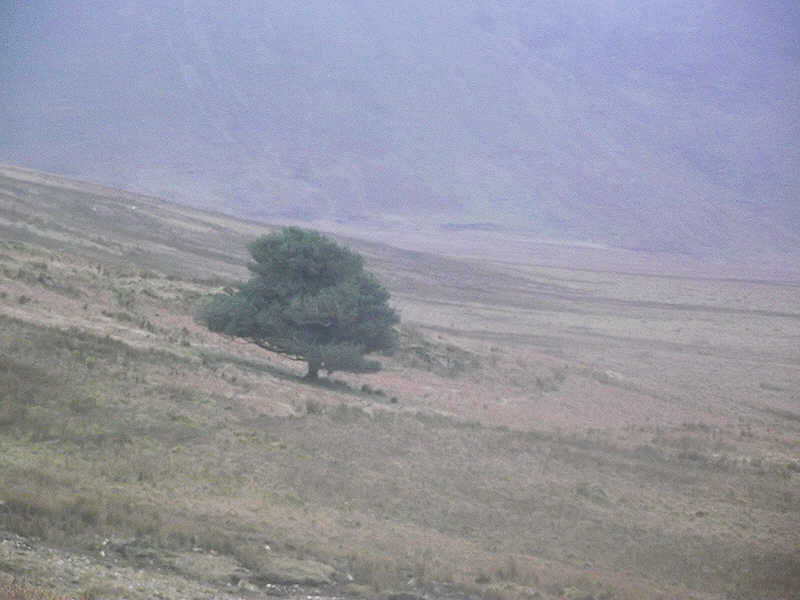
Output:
[{"xmin": 199, "ymin": 227, "xmax": 399, "ymax": 380}]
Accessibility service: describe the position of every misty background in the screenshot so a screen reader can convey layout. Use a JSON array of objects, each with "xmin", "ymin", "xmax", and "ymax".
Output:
[{"xmin": 2, "ymin": 1, "xmax": 799, "ymax": 262}]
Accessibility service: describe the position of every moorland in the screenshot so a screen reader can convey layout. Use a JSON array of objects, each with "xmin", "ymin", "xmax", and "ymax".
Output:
[{"xmin": 0, "ymin": 164, "xmax": 798, "ymax": 600}]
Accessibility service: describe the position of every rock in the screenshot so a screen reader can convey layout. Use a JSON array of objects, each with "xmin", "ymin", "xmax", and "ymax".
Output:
[{"xmin": 237, "ymin": 578, "xmax": 259, "ymax": 592}]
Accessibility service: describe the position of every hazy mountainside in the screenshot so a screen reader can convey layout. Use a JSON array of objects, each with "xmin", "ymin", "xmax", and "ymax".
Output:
[{"xmin": 2, "ymin": 1, "xmax": 799, "ymax": 257}]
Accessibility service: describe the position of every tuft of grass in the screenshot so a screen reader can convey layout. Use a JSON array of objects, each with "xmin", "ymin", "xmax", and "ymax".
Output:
[{"xmin": 480, "ymin": 581, "xmax": 543, "ymax": 600}]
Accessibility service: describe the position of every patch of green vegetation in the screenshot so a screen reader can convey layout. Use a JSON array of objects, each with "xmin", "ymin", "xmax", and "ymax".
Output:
[
  {"xmin": 199, "ymin": 227, "xmax": 398, "ymax": 380},
  {"xmin": 113, "ymin": 286, "xmax": 136, "ymax": 309},
  {"xmin": 393, "ymin": 324, "xmax": 478, "ymax": 377}
]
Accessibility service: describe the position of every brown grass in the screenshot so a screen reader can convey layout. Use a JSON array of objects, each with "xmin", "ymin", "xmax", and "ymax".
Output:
[
  {"xmin": 0, "ymin": 578, "xmax": 66, "ymax": 600},
  {"xmin": 1, "ymin": 168, "xmax": 799, "ymax": 599}
]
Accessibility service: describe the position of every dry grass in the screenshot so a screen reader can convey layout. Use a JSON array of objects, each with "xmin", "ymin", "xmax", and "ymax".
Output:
[
  {"xmin": 0, "ymin": 578, "xmax": 66, "ymax": 600},
  {"xmin": 1, "ymin": 169, "xmax": 799, "ymax": 599}
]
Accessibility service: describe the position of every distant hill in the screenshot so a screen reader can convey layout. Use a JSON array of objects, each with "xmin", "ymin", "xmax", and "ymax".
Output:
[{"xmin": 2, "ymin": 1, "xmax": 798, "ymax": 260}]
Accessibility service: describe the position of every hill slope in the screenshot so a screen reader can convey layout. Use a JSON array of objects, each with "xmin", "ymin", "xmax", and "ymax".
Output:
[
  {"xmin": 2, "ymin": 1, "xmax": 799, "ymax": 259},
  {"xmin": 1, "ymin": 167, "xmax": 799, "ymax": 599}
]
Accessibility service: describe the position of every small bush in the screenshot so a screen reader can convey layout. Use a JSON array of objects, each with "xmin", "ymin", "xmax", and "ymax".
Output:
[
  {"xmin": 113, "ymin": 287, "xmax": 136, "ymax": 309},
  {"xmin": 305, "ymin": 399, "xmax": 325, "ymax": 415},
  {"xmin": 360, "ymin": 384, "xmax": 385, "ymax": 396}
]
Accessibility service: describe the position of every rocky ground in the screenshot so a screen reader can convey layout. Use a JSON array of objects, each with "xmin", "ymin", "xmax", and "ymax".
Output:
[
  {"xmin": 1, "ymin": 529, "xmax": 321, "ymax": 599},
  {"xmin": 0, "ymin": 530, "xmax": 497, "ymax": 600}
]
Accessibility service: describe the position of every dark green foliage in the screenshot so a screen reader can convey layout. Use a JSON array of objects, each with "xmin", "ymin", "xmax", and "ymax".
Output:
[{"xmin": 199, "ymin": 228, "xmax": 399, "ymax": 378}]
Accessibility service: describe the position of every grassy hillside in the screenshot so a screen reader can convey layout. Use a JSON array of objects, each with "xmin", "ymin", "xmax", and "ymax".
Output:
[{"xmin": 1, "ymin": 167, "xmax": 799, "ymax": 599}]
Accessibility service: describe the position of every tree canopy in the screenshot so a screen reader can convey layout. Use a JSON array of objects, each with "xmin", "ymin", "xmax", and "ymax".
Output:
[{"xmin": 199, "ymin": 227, "xmax": 399, "ymax": 379}]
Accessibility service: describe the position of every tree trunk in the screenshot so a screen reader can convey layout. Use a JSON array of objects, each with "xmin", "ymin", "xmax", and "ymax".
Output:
[{"xmin": 305, "ymin": 360, "xmax": 320, "ymax": 380}]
